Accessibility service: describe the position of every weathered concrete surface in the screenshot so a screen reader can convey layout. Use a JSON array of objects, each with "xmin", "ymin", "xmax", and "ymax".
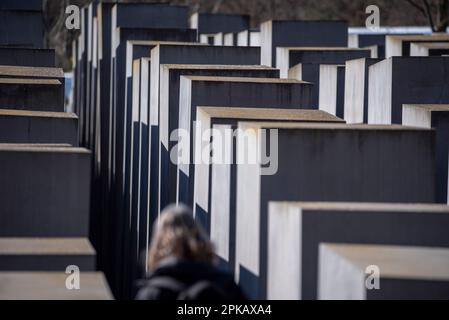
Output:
[
  {"xmin": 190, "ymin": 13, "xmax": 250, "ymax": 41},
  {"xmin": 235, "ymin": 123, "xmax": 436, "ymax": 299},
  {"xmin": 192, "ymin": 108, "xmax": 343, "ymax": 271},
  {"xmin": 0, "ymin": 48, "xmax": 55, "ymax": 67},
  {"xmin": 319, "ymin": 243, "xmax": 449, "ymax": 300},
  {"xmin": 268, "ymin": 202, "xmax": 449, "ymax": 300},
  {"xmin": 276, "ymin": 48, "xmax": 371, "ymax": 107},
  {"xmin": 0, "ymin": 0, "xmax": 42, "ymax": 11},
  {"xmin": 344, "ymin": 58, "xmax": 381, "ymax": 124},
  {"xmin": 0, "ymin": 146, "xmax": 91, "ymax": 237},
  {"xmin": 0, "ymin": 109, "xmax": 78, "ymax": 145},
  {"xmin": 0, "ymin": 78, "xmax": 64, "ymax": 112},
  {"xmin": 403, "ymin": 104, "xmax": 449, "ymax": 203},
  {"xmin": 159, "ymin": 64, "xmax": 279, "ymax": 215},
  {"xmin": 0, "ymin": 272, "xmax": 113, "ymax": 300},
  {"xmin": 410, "ymin": 42, "xmax": 449, "ymax": 56},
  {"xmin": 178, "ymin": 77, "xmax": 314, "ymax": 209},
  {"xmin": 385, "ymin": 34, "xmax": 449, "ymax": 58},
  {"xmin": 261, "ymin": 20, "xmax": 349, "ymax": 66},
  {"xmin": 0, "ymin": 238, "xmax": 96, "ymax": 271},
  {"xmin": 368, "ymin": 57, "xmax": 449, "ymax": 124},
  {"xmin": 318, "ymin": 64, "xmax": 345, "ymax": 118},
  {"xmin": 0, "ymin": 10, "xmax": 44, "ymax": 48}
]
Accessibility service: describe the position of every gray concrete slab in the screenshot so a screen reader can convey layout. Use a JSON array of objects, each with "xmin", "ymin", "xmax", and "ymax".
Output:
[
  {"xmin": 368, "ymin": 57, "xmax": 449, "ymax": 124},
  {"xmin": 193, "ymin": 108, "xmax": 343, "ymax": 271},
  {"xmin": 319, "ymin": 243, "xmax": 449, "ymax": 300},
  {"xmin": 235, "ymin": 123, "xmax": 436, "ymax": 299},
  {"xmin": 0, "ymin": 238, "xmax": 96, "ymax": 271},
  {"xmin": 261, "ymin": 20, "xmax": 349, "ymax": 67},
  {"xmin": 344, "ymin": 58, "xmax": 381, "ymax": 123},
  {"xmin": 0, "ymin": 272, "xmax": 113, "ymax": 300},
  {"xmin": 268, "ymin": 202, "xmax": 449, "ymax": 300},
  {"xmin": 0, "ymin": 109, "xmax": 78, "ymax": 145},
  {"xmin": 0, "ymin": 78, "xmax": 64, "ymax": 112},
  {"xmin": 0, "ymin": 145, "xmax": 91, "ymax": 237},
  {"xmin": 178, "ymin": 77, "xmax": 314, "ymax": 210}
]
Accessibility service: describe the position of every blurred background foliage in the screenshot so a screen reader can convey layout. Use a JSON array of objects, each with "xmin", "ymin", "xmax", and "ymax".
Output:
[{"xmin": 43, "ymin": 0, "xmax": 448, "ymax": 69}]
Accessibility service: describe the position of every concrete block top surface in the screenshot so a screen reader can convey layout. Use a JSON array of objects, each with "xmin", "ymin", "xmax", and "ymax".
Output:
[
  {"xmin": 270, "ymin": 201, "xmax": 449, "ymax": 213},
  {"xmin": 0, "ymin": 145, "xmax": 90, "ymax": 154},
  {"xmin": 0, "ymin": 65, "xmax": 63, "ymax": 78},
  {"xmin": 113, "ymin": 3, "xmax": 189, "ymax": 29},
  {"xmin": 0, "ymin": 78, "xmax": 61, "ymax": 86},
  {"xmin": 264, "ymin": 19, "xmax": 347, "ymax": 24},
  {"xmin": 280, "ymin": 47, "xmax": 366, "ymax": 51},
  {"xmin": 411, "ymin": 42, "xmax": 449, "ymax": 49},
  {"xmin": 198, "ymin": 107, "xmax": 344, "ymax": 122},
  {"xmin": 191, "ymin": 12, "xmax": 250, "ymax": 34},
  {"xmin": 386, "ymin": 34, "xmax": 449, "ymax": 41},
  {"xmin": 0, "ymin": 272, "xmax": 113, "ymax": 300},
  {"xmin": 238, "ymin": 122, "xmax": 433, "ymax": 131},
  {"xmin": 321, "ymin": 243, "xmax": 449, "ymax": 280},
  {"xmin": 126, "ymin": 40, "xmax": 199, "ymax": 47},
  {"xmin": 0, "ymin": 109, "xmax": 77, "ymax": 119},
  {"xmin": 124, "ymin": 40, "xmax": 196, "ymax": 46},
  {"xmin": 0, "ymin": 238, "xmax": 95, "ymax": 255},
  {"xmin": 403, "ymin": 104, "xmax": 449, "ymax": 111},
  {"xmin": 184, "ymin": 75, "xmax": 310, "ymax": 84},
  {"xmin": 162, "ymin": 64, "xmax": 273, "ymax": 70}
]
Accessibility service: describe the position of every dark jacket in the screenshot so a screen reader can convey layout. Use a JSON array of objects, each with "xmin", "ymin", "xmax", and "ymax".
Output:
[{"xmin": 135, "ymin": 258, "xmax": 246, "ymax": 301}]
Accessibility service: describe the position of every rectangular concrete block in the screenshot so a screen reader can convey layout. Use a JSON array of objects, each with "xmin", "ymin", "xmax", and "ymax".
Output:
[
  {"xmin": 268, "ymin": 203, "xmax": 449, "ymax": 300},
  {"xmin": 276, "ymin": 48, "xmax": 371, "ymax": 107},
  {"xmin": 0, "ymin": 65, "xmax": 64, "ymax": 80},
  {"xmin": 403, "ymin": 104, "xmax": 449, "ymax": 203},
  {"xmin": 0, "ymin": 47, "xmax": 55, "ymax": 67},
  {"xmin": 0, "ymin": 145, "xmax": 91, "ymax": 237},
  {"xmin": 0, "ymin": 109, "xmax": 78, "ymax": 145},
  {"xmin": 112, "ymin": 3, "xmax": 189, "ymax": 29},
  {"xmin": 190, "ymin": 13, "xmax": 250, "ymax": 41},
  {"xmin": 261, "ymin": 20, "xmax": 349, "ymax": 67},
  {"xmin": 178, "ymin": 77, "xmax": 314, "ymax": 209},
  {"xmin": 0, "ymin": 78, "xmax": 64, "ymax": 112},
  {"xmin": 109, "ymin": 36, "xmax": 196, "ymax": 294},
  {"xmin": 193, "ymin": 108, "xmax": 343, "ymax": 270},
  {"xmin": 410, "ymin": 42, "xmax": 449, "ymax": 56},
  {"xmin": 386, "ymin": 34, "xmax": 449, "ymax": 58},
  {"xmin": 147, "ymin": 43, "xmax": 261, "ymax": 225},
  {"xmin": 235, "ymin": 123, "xmax": 436, "ymax": 299},
  {"xmin": 344, "ymin": 58, "xmax": 381, "ymax": 124},
  {"xmin": 0, "ymin": 0, "xmax": 42, "ymax": 11},
  {"xmin": 0, "ymin": 238, "xmax": 96, "ymax": 271},
  {"xmin": 319, "ymin": 243, "xmax": 449, "ymax": 300},
  {"xmin": 349, "ymin": 33, "xmax": 386, "ymax": 58},
  {"xmin": 0, "ymin": 272, "xmax": 112, "ymax": 300},
  {"xmin": 159, "ymin": 64, "xmax": 279, "ymax": 215},
  {"xmin": 0, "ymin": 10, "xmax": 44, "ymax": 48},
  {"xmin": 318, "ymin": 64, "xmax": 345, "ymax": 118},
  {"xmin": 368, "ymin": 57, "xmax": 449, "ymax": 124}
]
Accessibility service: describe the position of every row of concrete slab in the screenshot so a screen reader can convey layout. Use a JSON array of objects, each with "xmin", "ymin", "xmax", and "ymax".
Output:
[
  {"xmin": 73, "ymin": 2, "xmax": 449, "ymax": 300},
  {"xmin": 0, "ymin": 0, "xmax": 112, "ymax": 300}
]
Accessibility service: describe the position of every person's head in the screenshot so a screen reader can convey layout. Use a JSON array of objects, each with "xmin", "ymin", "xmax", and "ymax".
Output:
[{"xmin": 147, "ymin": 204, "xmax": 215, "ymax": 271}]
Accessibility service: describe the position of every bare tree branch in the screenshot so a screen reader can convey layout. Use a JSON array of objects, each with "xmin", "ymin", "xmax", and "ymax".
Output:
[
  {"xmin": 404, "ymin": 0, "xmax": 427, "ymax": 15},
  {"xmin": 422, "ymin": 0, "xmax": 436, "ymax": 31}
]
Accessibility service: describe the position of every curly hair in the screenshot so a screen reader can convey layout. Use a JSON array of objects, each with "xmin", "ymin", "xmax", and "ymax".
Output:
[{"xmin": 147, "ymin": 204, "xmax": 215, "ymax": 271}]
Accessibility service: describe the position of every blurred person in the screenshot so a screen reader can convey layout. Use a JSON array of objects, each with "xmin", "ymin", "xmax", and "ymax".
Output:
[{"xmin": 135, "ymin": 204, "xmax": 246, "ymax": 300}]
